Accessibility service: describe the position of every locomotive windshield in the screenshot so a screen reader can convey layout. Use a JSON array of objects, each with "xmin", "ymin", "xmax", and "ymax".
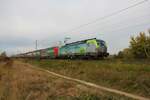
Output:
[{"xmin": 97, "ymin": 40, "xmax": 106, "ymax": 47}]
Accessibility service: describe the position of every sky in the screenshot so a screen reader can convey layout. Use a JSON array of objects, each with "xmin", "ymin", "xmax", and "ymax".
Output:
[{"xmin": 0, "ymin": 0, "xmax": 150, "ymax": 55}]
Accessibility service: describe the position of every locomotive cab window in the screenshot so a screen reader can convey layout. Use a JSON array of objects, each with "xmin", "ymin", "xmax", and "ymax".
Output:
[{"xmin": 97, "ymin": 40, "xmax": 106, "ymax": 47}]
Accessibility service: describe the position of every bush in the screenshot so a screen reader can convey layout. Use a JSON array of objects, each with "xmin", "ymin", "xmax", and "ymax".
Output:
[{"xmin": 116, "ymin": 48, "xmax": 133, "ymax": 59}]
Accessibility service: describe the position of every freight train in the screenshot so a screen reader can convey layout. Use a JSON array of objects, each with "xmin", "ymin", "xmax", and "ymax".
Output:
[{"xmin": 15, "ymin": 38, "xmax": 109, "ymax": 59}]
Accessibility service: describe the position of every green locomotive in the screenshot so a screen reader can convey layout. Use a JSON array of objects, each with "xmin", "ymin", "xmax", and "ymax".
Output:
[{"xmin": 59, "ymin": 38, "xmax": 109, "ymax": 59}]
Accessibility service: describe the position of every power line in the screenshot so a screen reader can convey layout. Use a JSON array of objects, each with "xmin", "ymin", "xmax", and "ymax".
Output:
[
  {"xmin": 20, "ymin": 22, "xmax": 150, "ymax": 54},
  {"xmin": 39, "ymin": 13, "xmax": 150, "ymax": 47},
  {"xmin": 70, "ymin": 12, "xmax": 150, "ymax": 34},
  {"xmin": 37, "ymin": 0, "xmax": 149, "ymax": 49},
  {"xmin": 64, "ymin": 0, "xmax": 149, "ymax": 34},
  {"xmin": 91, "ymin": 14, "xmax": 150, "ymax": 33},
  {"xmin": 39, "ymin": 22, "xmax": 150, "ymax": 48},
  {"xmin": 68, "ymin": 22, "xmax": 150, "ymax": 38},
  {"xmin": 95, "ymin": 22, "xmax": 150, "ymax": 34}
]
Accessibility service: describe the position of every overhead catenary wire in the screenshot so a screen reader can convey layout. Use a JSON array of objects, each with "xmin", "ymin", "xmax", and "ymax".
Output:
[
  {"xmin": 95, "ymin": 22, "xmax": 150, "ymax": 34},
  {"xmin": 39, "ymin": 12, "xmax": 150, "ymax": 47},
  {"xmin": 39, "ymin": 0, "xmax": 149, "ymax": 44},
  {"xmin": 71, "ymin": 12, "xmax": 150, "ymax": 34},
  {"xmin": 63, "ymin": 0, "xmax": 149, "ymax": 34},
  {"xmin": 38, "ymin": 21, "xmax": 150, "ymax": 49},
  {"xmin": 22, "ymin": 0, "xmax": 150, "ymax": 53}
]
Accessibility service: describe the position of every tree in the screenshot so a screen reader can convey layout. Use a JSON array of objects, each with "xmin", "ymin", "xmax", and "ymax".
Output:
[{"xmin": 130, "ymin": 32, "xmax": 150, "ymax": 58}]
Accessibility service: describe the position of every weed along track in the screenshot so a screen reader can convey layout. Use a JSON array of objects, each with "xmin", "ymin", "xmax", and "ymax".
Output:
[{"xmin": 20, "ymin": 61, "xmax": 150, "ymax": 100}]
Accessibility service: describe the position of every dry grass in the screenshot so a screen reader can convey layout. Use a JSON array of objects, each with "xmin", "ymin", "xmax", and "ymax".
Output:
[
  {"xmin": 27, "ymin": 59, "xmax": 150, "ymax": 98},
  {"xmin": 0, "ymin": 60, "xmax": 133, "ymax": 100}
]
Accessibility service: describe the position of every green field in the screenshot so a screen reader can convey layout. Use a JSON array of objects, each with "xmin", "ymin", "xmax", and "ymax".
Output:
[{"xmin": 27, "ymin": 59, "xmax": 150, "ymax": 98}]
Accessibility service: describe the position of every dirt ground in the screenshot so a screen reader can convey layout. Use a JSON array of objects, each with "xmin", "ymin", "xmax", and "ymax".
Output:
[{"xmin": 0, "ymin": 59, "xmax": 134, "ymax": 100}]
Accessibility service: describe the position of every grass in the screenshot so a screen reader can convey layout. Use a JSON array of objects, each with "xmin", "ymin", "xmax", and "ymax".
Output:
[
  {"xmin": 26, "ymin": 59, "xmax": 150, "ymax": 98},
  {"xmin": 0, "ymin": 59, "xmax": 133, "ymax": 100}
]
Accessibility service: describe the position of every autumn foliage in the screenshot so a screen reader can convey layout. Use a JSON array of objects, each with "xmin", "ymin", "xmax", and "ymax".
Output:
[{"xmin": 117, "ymin": 30, "xmax": 150, "ymax": 59}]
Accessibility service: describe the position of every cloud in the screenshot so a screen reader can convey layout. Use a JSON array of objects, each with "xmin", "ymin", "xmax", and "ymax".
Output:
[{"xmin": 0, "ymin": 0, "xmax": 150, "ymax": 55}]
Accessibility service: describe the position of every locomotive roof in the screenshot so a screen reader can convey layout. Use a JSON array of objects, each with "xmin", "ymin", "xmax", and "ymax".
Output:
[{"xmin": 65, "ymin": 38, "xmax": 99, "ymax": 46}]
